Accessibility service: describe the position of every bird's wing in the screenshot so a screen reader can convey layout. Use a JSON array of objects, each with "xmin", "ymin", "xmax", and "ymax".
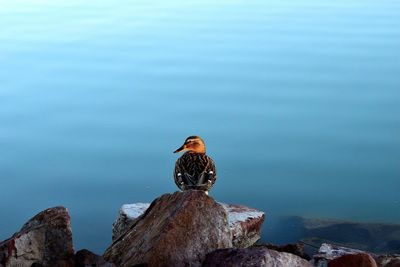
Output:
[
  {"xmin": 188, "ymin": 154, "xmax": 217, "ymax": 186},
  {"xmin": 203, "ymin": 155, "xmax": 217, "ymax": 186},
  {"xmin": 175, "ymin": 153, "xmax": 217, "ymax": 189},
  {"xmin": 175, "ymin": 154, "xmax": 200, "ymax": 187},
  {"xmin": 174, "ymin": 156, "xmax": 186, "ymax": 189}
]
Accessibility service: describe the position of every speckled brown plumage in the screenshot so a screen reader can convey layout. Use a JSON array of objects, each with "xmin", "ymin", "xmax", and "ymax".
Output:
[{"xmin": 174, "ymin": 152, "xmax": 217, "ymax": 191}]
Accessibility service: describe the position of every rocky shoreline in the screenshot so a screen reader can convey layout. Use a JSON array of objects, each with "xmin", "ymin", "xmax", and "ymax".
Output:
[{"xmin": 1, "ymin": 190, "xmax": 399, "ymax": 267}]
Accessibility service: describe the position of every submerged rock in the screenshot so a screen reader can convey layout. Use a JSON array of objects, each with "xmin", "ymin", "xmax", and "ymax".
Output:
[
  {"xmin": 112, "ymin": 199, "xmax": 265, "ymax": 248},
  {"xmin": 0, "ymin": 206, "xmax": 74, "ymax": 267},
  {"xmin": 203, "ymin": 247, "xmax": 313, "ymax": 267},
  {"xmin": 274, "ymin": 216, "xmax": 400, "ymax": 254},
  {"xmin": 104, "ymin": 190, "xmax": 233, "ymax": 267}
]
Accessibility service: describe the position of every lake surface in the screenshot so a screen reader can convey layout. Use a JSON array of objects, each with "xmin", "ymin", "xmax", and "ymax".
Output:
[{"xmin": 1, "ymin": 0, "xmax": 399, "ymax": 253}]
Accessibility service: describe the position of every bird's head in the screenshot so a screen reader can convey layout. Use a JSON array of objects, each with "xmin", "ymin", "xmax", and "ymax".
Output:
[{"xmin": 173, "ymin": 136, "xmax": 206, "ymax": 154}]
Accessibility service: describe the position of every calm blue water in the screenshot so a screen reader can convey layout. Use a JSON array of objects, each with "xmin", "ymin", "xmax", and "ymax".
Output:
[{"xmin": 1, "ymin": 0, "xmax": 400, "ymax": 254}]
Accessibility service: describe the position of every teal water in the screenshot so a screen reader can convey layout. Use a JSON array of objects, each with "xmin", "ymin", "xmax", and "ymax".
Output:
[{"xmin": 1, "ymin": 0, "xmax": 400, "ymax": 253}]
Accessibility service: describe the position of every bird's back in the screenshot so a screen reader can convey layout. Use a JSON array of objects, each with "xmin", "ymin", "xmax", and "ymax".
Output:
[{"xmin": 174, "ymin": 152, "xmax": 217, "ymax": 191}]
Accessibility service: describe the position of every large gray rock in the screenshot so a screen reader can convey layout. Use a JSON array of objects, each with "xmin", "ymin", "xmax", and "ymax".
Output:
[
  {"xmin": 112, "ymin": 200, "xmax": 265, "ymax": 248},
  {"xmin": 104, "ymin": 190, "xmax": 233, "ymax": 267},
  {"xmin": 203, "ymin": 247, "xmax": 313, "ymax": 267},
  {"xmin": 0, "ymin": 206, "xmax": 74, "ymax": 267}
]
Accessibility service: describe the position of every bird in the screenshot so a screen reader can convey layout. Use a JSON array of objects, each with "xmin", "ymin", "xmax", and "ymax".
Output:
[{"xmin": 173, "ymin": 136, "xmax": 217, "ymax": 194}]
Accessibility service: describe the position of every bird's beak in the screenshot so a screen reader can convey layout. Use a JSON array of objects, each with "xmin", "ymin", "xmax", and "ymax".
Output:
[{"xmin": 173, "ymin": 144, "xmax": 185, "ymax": 153}]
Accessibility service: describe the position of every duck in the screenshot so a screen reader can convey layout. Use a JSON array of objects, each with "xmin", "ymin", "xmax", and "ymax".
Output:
[{"xmin": 173, "ymin": 136, "xmax": 217, "ymax": 194}]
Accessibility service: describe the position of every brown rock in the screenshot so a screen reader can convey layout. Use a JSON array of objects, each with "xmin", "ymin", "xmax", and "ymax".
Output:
[
  {"xmin": 328, "ymin": 253, "xmax": 377, "ymax": 267},
  {"xmin": 75, "ymin": 249, "xmax": 115, "ymax": 267},
  {"xmin": 203, "ymin": 247, "xmax": 313, "ymax": 267},
  {"xmin": 0, "ymin": 206, "xmax": 74, "ymax": 267},
  {"xmin": 223, "ymin": 204, "xmax": 265, "ymax": 248},
  {"xmin": 103, "ymin": 190, "xmax": 232, "ymax": 267},
  {"xmin": 112, "ymin": 202, "xmax": 265, "ymax": 248},
  {"xmin": 384, "ymin": 259, "xmax": 400, "ymax": 267}
]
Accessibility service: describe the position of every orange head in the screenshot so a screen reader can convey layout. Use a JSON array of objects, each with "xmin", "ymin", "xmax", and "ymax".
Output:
[{"xmin": 173, "ymin": 136, "xmax": 206, "ymax": 154}]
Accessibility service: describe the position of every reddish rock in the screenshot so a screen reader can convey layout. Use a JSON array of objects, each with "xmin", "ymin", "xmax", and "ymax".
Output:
[
  {"xmin": 328, "ymin": 253, "xmax": 377, "ymax": 267},
  {"xmin": 112, "ymin": 201, "xmax": 265, "ymax": 248},
  {"xmin": 384, "ymin": 259, "xmax": 400, "ymax": 267},
  {"xmin": 103, "ymin": 190, "xmax": 233, "ymax": 267},
  {"xmin": 311, "ymin": 243, "xmax": 400, "ymax": 267},
  {"xmin": 203, "ymin": 247, "xmax": 313, "ymax": 267},
  {"xmin": 0, "ymin": 206, "xmax": 74, "ymax": 267},
  {"xmin": 75, "ymin": 249, "xmax": 115, "ymax": 267}
]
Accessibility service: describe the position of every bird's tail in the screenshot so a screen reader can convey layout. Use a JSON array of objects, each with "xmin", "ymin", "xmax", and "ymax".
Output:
[
  {"xmin": 182, "ymin": 173, "xmax": 196, "ymax": 186},
  {"xmin": 181, "ymin": 172, "xmax": 210, "ymax": 191},
  {"xmin": 196, "ymin": 172, "xmax": 208, "ymax": 186}
]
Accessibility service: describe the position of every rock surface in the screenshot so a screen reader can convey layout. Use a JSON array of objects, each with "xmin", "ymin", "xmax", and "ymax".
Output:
[
  {"xmin": 112, "ymin": 199, "xmax": 265, "ymax": 248},
  {"xmin": 224, "ymin": 204, "xmax": 265, "ymax": 248},
  {"xmin": 312, "ymin": 243, "xmax": 400, "ymax": 267},
  {"xmin": 75, "ymin": 249, "xmax": 115, "ymax": 267},
  {"xmin": 104, "ymin": 190, "xmax": 233, "ymax": 267},
  {"xmin": 376, "ymin": 255, "xmax": 400, "ymax": 267},
  {"xmin": 314, "ymin": 243, "xmax": 373, "ymax": 260},
  {"xmin": 112, "ymin": 203, "xmax": 150, "ymax": 241},
  {"xmin": 312, "ymin": 243, "xmax": 380, "ymax": 267},
  {"xmin": 260, "ymin": 243, "xmax": 311, "ymax": 260},
  {"xmin": 203, "ymin": 247, "xmax": 313, "ymax": 267},
  {"xmin": 313, "ymin": 243, "xmax": 365, "ymax": 265},
  {"xmin": 328, "ymin": 253, "xmax": 378, "ymax": 267},
  {"xmin": 0, "ymin": 206, "xmax": 74, "ymax": 267}
]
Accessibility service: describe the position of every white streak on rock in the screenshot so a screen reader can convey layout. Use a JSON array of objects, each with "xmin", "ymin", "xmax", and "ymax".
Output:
[{"xmin": 121, "ymin": 203, "xmax": 150, "ymax": 219}]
